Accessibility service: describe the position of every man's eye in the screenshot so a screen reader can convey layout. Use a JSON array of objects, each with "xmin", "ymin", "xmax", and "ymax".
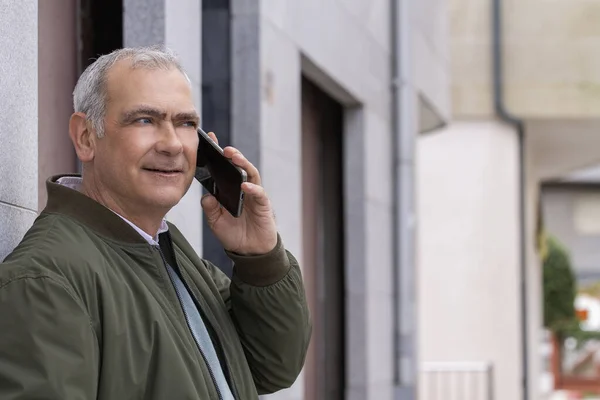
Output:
[
  {"xmin": 136, "ymin": 117, "xmax": 152, "ymax": 124},
  {"xmin": 182, "ymin": 121, "xmax": 198, "ymax": 128}
]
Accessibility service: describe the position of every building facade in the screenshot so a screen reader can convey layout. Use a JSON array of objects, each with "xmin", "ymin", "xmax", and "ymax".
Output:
[
  {"xmin": 0, "ymin": 1, "xmax": 449, "ymax": 400},
  {"xmin": 543, "ymin": 177, "xmax": 600, "ymax": 286},
  {"xmin": 5, "ymin": 0, "xmax": 600, "ymax": 400},
  {"xmin": 418, "ymin": 0, "xmax": 600, "ymax": 399}
]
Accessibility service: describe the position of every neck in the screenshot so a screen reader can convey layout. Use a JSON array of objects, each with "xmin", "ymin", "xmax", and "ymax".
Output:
[{"xmin": 80, "ymin": 175, "xmax": 165, "ymax": 238}]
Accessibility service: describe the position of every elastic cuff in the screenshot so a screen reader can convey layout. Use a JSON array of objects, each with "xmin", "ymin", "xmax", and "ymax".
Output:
[{"xmin": 227, "ymin": 234, "xmax": 291, "ymax": 287}]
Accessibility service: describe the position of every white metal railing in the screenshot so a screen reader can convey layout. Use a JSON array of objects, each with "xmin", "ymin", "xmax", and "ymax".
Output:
[{"xmin": 420, "ymin": 361, "xmax": 494, "ymax": 400}]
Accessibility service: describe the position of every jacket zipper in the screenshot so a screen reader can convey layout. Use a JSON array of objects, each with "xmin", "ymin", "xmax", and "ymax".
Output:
[
  {"xmin": 155, "ymin": 246, "xmax": 226, "ymax": 400},
  {"xmin": 177, "ymin": 260, "xmax": 243, "ymax": 400}
]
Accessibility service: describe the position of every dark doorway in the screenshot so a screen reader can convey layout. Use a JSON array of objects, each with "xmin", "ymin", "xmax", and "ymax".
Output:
[
  {"xmin": 75, "ymin": 0, "xmax": 123, "ymax": 172},
  {"xmin": 301, "ymin": 76, "xmax": 346, "ymax": 400},
  {"xmin": 77, "ymin": 0, "xmax": 123, "ymax": 73}
]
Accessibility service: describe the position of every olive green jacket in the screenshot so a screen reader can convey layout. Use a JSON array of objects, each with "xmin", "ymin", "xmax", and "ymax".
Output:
[{"xmin": 0, "ymin": 176, "xmax": 311, "ymax": 399}]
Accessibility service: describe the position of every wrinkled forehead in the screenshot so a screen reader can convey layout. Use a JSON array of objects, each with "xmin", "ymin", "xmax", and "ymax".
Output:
[
  {"xmin": 106, "ymin": 57, "xmax": 190, "ymax": 87},
  {"xmin": 104, "ymin": 60, "xmax": 195, "ymax": 111}
]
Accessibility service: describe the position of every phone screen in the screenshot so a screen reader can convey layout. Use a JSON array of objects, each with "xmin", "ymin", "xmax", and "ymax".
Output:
[{"xmin": 195, "ymin": 129, "xmax": 247, "ymax": 217}]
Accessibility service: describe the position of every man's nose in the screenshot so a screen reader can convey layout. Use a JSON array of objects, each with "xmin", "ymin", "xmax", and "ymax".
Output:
[{"xmin": 156, "ymin": 123, "xmax": 184, "ymax": 155}]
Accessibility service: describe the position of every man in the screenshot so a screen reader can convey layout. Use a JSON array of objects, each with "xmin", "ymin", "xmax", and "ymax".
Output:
[{"xmin": 0, "ymin": 47, "xmax": 311, "ymax": 399}]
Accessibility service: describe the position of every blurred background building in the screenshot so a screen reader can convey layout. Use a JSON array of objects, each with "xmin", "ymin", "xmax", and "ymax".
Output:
[
  {"xmin": 543, "ymin": 169, "xmax": 600, "ymax": 288},
  {"xmin": 419, "ymin": 0, "xmax": 600, "ymax": 399},
  {"xmin": 1, "ymin": 0, "xmax": 600, "ymax": 399}
]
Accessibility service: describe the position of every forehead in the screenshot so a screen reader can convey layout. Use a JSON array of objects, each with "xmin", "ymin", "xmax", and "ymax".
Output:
[{"xmin": 105, "ymin": 60, "xmax": 194, "ymax": 112}]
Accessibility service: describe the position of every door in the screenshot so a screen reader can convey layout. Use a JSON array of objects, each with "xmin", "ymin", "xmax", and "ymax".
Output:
[{"xmin": 301, "ymin": 76, "xmax": 346, "ymax": 400}]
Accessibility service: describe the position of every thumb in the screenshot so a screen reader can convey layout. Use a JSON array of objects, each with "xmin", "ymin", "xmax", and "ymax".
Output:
[{"xmin": 201, "ymin": 194, "xmax": 222, "ymax": 225}]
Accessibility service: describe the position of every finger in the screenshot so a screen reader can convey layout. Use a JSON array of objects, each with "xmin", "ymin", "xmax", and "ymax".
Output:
[
  {"xmin": 224, "ymin": 147, "xmax": 262, "ymax": 186},
  {"xmin": 222, "ymin": 146, "xmax": 238, "ymax": 158},
  {"xmin": 242, "ymin": 182, "xmax": 270, "ymax": 208},
  {"xmin": 201, "ymin": 194, "xmax": 223, "ymax": 226},
  {"xmin": 207, "ymin": 131, "xmax": 219, "ymax": 146}
]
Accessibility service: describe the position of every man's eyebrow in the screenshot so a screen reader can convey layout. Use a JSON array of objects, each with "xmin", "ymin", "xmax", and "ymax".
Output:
[
  {"xmin": 121, "ymin": 106, "xmax": 167, "ymax": 122},
  {"xmin": 173, "ymin": 111, "xmax": 200, "ymax": 122},
  {"xmin": 120, "ymin": 107, "xmax": 199, "ymax": 124}
]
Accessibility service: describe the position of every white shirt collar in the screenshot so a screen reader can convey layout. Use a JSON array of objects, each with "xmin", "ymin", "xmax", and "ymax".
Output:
[{"xmin": 56, "ymin": 176, "xmax": 169, "ymax": 246}]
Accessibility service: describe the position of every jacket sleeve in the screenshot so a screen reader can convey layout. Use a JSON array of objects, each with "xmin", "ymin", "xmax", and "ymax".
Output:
[
  {"xmin": 207, "ymin": 235, "xmax": 312, "ymax": 394},
  {"xmin": 0, "ymin": 274, "xmax": 100, "ymax": 399}
]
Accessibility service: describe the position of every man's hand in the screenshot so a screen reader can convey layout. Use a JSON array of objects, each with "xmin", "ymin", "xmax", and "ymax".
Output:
[{"xmin": 200, "ymin": 132, "xmax": 278, "ymax": 255}]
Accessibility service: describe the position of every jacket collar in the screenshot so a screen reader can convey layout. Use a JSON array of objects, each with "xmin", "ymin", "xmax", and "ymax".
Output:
[{"xmin": 43, "ymin": 174, "xmax": 150, "ymax": 245}]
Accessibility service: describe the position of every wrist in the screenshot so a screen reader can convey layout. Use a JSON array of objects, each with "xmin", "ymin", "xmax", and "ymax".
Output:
[
  {"xmin": 232, "ymin": 238, "xmax": 277, "ymax": 256},
  {"xmin": 226, "ymin": 234, "xmax": 290, "ymax": 286}
]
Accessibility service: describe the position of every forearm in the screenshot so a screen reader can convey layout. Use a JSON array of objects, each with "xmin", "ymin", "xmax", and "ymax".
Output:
[{"xmin": 227, "ymin": 241, "xmax": 312, "ymax": 394}]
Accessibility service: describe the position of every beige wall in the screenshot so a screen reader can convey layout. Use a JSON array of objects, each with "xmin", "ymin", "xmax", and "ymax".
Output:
[
  {"xmin": 450, "ymin": 0, "xmax": 494, "ymax": 118},
  {"xmin": 451, "ymin": 0, "xmax": 600, "ymax": 119},
  {"xmin": 415, "ymin": 0, "xmax": 451, "ymax": 125},
  {"xmin": 417, "ymin": 121, "xmax": 522, "ymax": 400},
  {"xmin": 504, "ymin": 0, "xmax": 600, "ymax": 118}
]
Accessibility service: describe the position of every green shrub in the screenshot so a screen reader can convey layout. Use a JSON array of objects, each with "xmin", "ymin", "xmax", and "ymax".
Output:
[{"xmin": 543, "ymin": 235, "xmax": 576, "ymax": 335}]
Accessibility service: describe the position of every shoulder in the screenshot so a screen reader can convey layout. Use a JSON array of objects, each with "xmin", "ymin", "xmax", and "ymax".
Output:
[
  {"xmin": 0, "ymin": 261, "xmax": 79, "ymax": 304},
  {"xmin": 0, "ymin": 234, "xmax": 86, "ymax": 318},
  {"xmin": 1, "ymin": 212, "xmax": 106, "ymax": 288},
  {"xmin": 0, "ymin": 260, "xmax": 97, "ymax": 345}
]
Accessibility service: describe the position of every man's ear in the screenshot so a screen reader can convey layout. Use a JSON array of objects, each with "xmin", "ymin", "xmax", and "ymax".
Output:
[{"xmin": 69, "ymin": 112, "xmax": 97, "ymax": 162}]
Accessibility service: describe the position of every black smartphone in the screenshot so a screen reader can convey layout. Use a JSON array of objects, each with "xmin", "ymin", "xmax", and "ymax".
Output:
[{"xmin": 195, "ymin": 129, "xmax": 247, "ymax": 217}]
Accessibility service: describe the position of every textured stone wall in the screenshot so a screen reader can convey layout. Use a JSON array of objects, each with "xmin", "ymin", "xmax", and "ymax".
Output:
[{"xmin": 0, "ymin": 0, "xmax": 39, "ymax": 260}]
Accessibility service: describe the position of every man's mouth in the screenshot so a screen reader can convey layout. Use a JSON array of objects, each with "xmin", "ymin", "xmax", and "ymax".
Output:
[{"xmin": 142, "ymin": 168, "xmax": 183, "ymax": 174}]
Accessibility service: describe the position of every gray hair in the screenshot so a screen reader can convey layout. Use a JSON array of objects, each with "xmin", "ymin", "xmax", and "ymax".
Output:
[{"xmin": 73, "ymin": 46, "xmax": 189, "ymax": 138}]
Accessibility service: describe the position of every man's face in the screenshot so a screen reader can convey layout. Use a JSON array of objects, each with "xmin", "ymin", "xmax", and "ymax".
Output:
[{"xmin": 91, "ymin": 61, "xmax": 199, "ymax": 214}]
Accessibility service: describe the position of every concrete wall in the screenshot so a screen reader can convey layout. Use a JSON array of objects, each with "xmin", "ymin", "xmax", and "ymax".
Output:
[
  {"xmin": 451, "ymin": 0, "xmax": 600, "ymax": 119},
  {"xmin": 542, "ymin": 185, "xmax": 600, "ymax": 284},
  {"xmin": 124, "ymin": 0, "xmax": 204, "ymax": 255},
  {"xmin": 0, "ymin": 0, "xmax": 39, "ymax": 260},
  {"xmin": 414, "ymin": 0, "xmax": 451, "ymax": 126},
  {"xmin": 256, "ymin": 1, "xmax": 395, "ymax": 399},
  {"xmin": 450, "ymin": 0, "xmax": 494, "ymax": 117},
  {"xmin": 249, "ymin": 1, "xmax": 451, "ymax": 398},
  {"xmin": 503, "ymin": 0, "xmax": 600, "ymax": 118},
  {"xmin": 417, "ymin": 121, "xmax": 522, "ymax": 400}
]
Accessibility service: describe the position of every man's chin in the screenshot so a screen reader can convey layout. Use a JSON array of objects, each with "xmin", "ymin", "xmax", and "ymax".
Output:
[{"xmin": 144, "ymin": 189, "xmax": 186, "ymax": 211}]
